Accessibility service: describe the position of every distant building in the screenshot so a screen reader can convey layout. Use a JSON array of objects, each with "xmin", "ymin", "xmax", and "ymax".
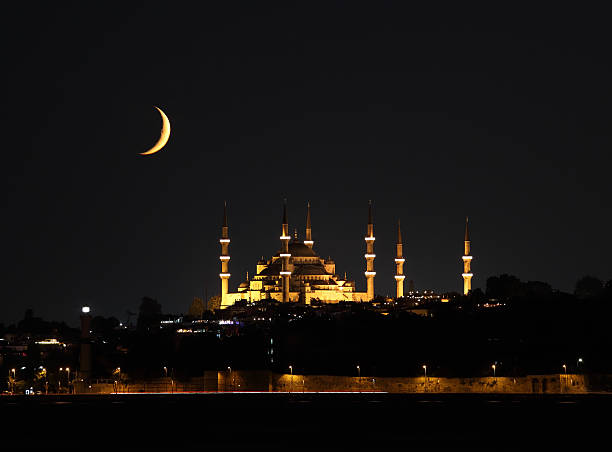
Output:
[{"xmin": 219, "ymin": 202, "xmax": 375, "ymax": 308}]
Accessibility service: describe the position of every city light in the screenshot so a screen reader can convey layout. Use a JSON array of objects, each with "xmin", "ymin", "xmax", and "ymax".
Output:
[{"xmin": 81, "ymin": 306, "xmax": 90, "ymax": 314}]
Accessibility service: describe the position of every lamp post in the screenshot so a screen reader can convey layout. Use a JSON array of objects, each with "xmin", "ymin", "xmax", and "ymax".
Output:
[
  {"xmin": 227, "ymin": 366, "xmax": 231, "ymax": 391},
  {"xmin": 492, "ymin": 364, "xmax": 496, "ymax": 380},
  {"xmin": 562, "ymin": 364, "xmax": 567, "ymax": 375},
  {"xmin": 356, "ymin": 365, "xmax": 361, "ymax": 393},
  {"xmin": 9, "ymin": 368, "xmax": 16, "ymax": 394},
  {"xmin": 577, "ymin": 358, "xmax": 583, "ymax": 372},
  {"xmin": 289, "ymin": 365, "xmax": 293, "ymax": 393}
]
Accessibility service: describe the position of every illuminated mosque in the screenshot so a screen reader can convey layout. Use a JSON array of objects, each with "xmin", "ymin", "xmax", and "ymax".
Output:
[{"xmin": 218, "ymin": 202, "xmax": 473, "ymax": 309}]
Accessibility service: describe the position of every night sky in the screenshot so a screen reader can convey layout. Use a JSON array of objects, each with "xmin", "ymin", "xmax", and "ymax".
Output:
[{"xmin": 3, "ymin": 3, "xmax": 611, "ymax": 325}]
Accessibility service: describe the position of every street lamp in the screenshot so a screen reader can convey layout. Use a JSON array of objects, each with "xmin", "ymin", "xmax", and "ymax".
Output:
[
  {"xmin": 163, "ymin": 366, "xmax": 168, "ymax": 377},
  {"xmin": 577, "ymin": 358, "xmax": 583, "ymax": 372},
  {"xmin": 562, "ymin": 364, "xmax": 567, "ymax": 374},
  {"xmin": 356, "ymin": 365, "xmax": 360, "ymax": 379},
  {"xmin": 492, "ymin": 364, "xmax": 496, "ymax": 379},
  {"xmin": 289, "ymin": 365, "xmax": 293, "ymax": 393}
]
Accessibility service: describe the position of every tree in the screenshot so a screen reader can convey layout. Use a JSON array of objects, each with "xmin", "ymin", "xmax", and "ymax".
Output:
[
  {"xmin": 574, "ymin": 276, "xmax": 603, "ymax": 300},
  {"xmin": 187, "ymin": 297, "xmax": 204, "ymax": 319},
  {"xmin": 137, "ymin": 297, "xmax": 162, "ymax": 332},
  {"xmin": 486, "ymin": 274, "xmax": 524, "ymax": 300}
]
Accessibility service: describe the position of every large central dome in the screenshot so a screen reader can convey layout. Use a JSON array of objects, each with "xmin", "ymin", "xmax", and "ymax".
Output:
[{"xmin": 274, "ymin": 241, "xmax": 318, "ymax": 258}]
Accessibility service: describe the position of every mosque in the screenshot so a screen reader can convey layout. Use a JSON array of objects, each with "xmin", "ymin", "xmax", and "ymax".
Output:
[{"xmin": 218, "ymin": 202, "xmax": 473, "ymax": 309}]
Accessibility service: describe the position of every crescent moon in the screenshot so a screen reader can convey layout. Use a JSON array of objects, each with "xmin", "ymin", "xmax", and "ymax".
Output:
[{"xmin": 140, "ymin": 106, "xmax": 171, "ymax": 155}]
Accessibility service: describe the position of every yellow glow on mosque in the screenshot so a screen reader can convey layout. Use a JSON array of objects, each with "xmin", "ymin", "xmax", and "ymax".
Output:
[{"xmin": 219, "ymin": 202, "xmax": 375, "ymax": 308}]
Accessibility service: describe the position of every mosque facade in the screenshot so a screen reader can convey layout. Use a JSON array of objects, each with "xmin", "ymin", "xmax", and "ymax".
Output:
[{"xmin": 218, "ymin": 202, "xmax": 472, "ymax": 309}]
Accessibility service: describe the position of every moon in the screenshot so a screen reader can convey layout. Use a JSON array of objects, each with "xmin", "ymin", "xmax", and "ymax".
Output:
[{"xmin": 140, "ymin": 106, "xmax": 170, "ymax": 155}]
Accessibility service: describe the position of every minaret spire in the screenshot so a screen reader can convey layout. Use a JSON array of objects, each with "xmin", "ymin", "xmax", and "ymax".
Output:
[
  {"xmin": 280, "ymin": 199, "xmax": 291, "ymax": 302},
  {"xmin": 219, "ymin": 201, "xmax": 231, "ymax": 308},
  {"xmin": 304, "ymin": 201, "xmax": 314, "ymax": 248},
  {"xmin": 364, "ymin": 200, "xmax": 376, "ymax": 301},
  {"xmin": 462, "ymin": 216, "xmax": 473, "ymax": 295},
  {"xmin": 395, "ymin": 220, "xmax": 405, "ymax": 298}
]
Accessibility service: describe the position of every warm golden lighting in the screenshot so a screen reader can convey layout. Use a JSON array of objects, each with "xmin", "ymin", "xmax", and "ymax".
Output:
[
  {"xmin": 279, "ymin": 253, "xmax": 292, "ymax": 257},
  {"xmin": 280, "ymin": 235, "xmax": 291, "ymax": 240},
  {"xmin": 219, "ymin": 238, "xmax": 231, "ymax": 243},
  {"xmin": 303, "ymin": 240, "xmax": 314, "ymax": 245},
  {"xmin": 462, "ymin": 255, "xmax": 473, "ymax": 260},
  {"xmin": 364, "ymin": 271, "xmax": 376, "ymax": 276},
  {"xmin": 364, "ymin": 254, "xmax": 376, "ymax": 258},
  {"xmin": 394, "ymin": 275, "xmax": 405, "ymax": 280},
  {"xmin": 219, "ymin": 256, "xmax": 230, "ymax": 260},
  {"xmin": 280, "ymin": 271, "xmax": 292, "ymax": 276},
  {"xmin": 219, "ymin": 273, "xmax": 231, "ymax": 278},
  {"xmin": 364, "ymin": 237, "xmax": 376, "ymax": 241},
  {"xmin": 140, "ymin": 106, "xmax": 171, "ymax": 155},
  {"xmin": 394, "ymin": 258, "xmax": 405, "ymax": 263}
]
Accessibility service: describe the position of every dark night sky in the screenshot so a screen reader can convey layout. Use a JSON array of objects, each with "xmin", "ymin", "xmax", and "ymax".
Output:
[{"xmin": 3, "ymin": 3, "xmax": 611, "ymax": 325}]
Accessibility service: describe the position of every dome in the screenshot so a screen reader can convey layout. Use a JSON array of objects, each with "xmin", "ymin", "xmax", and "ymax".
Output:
[
  {"xmin": 274, "ymin": 242, "xmax": 318, "ymax": 258},
  {"xmin": 293, "ymin": 264, "xmax": 329, "ymax": 276}
]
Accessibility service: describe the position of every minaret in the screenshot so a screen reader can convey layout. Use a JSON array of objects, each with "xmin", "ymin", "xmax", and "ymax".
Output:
[
  {"xmin": 364, "ymin": 200, "xmax": 376, "ymax": 301},
  {"xmin": 394, "ymin": 220, "xmax": 405, "ymax": 298},
  {"xmin": 462, "ymin": 217, "xmax": 473, "ymax": 295},
  {"xmin": 280, "ymin": 200, "xmax": 291, "ymax": 302},
  {"xmin": 304, "ymin": 202, "xmax": 314, "ymax": 249},
  {"xmin": 219, "ymin": 201, "xmax": 231, "ymax": 307}
]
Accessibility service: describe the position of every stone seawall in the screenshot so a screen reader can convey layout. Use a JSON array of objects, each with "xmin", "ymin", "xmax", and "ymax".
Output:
[{"xmin": 79, "ymin": 371, "xmax": 600, "ymax": 394}]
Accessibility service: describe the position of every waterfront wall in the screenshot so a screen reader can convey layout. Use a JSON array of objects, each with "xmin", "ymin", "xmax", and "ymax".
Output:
[{"xmin": 79, "ymin": 371, "xmax": 596, "ymax": 394}]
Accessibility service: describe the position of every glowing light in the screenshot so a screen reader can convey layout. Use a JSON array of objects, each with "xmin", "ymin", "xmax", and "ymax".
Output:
[
  {"xmin": 219, "ymin": 239, "xmax": 231, "ymax": 243},
  {"xmin": 364, "ymin": 237, "xmax": 376, "ymax": 241},
  {"xmin": 81, "ymin": 306, "xmax": 90, "ymax": 314},
  {"xmin": 35, "ymin": 339, "xmax": 64, "ymax": 345},
  {"xmin": 394, "ymin": 258, "xmax": 405, "ymax": 263},
  {"xmin": 219, "ymin": 273, "xmax": 231, "ymax": 278},
  {"xmin": 364, "ymin": 271, "xmax": 376, "ymax": 276},
  {"xmin": 394, "ymin": 275, "xmax": 405, "ymax": 280},
  {"xmin": 280, "ymin": 271, "xmax": 292, "ymax": 276},
  {"xmin": 280, "ymin": 235, "xmax": 291, "ymax": 240},
  {"xmin": 441, "ymin": 298, "xmax": 449, "ymax": 303},
  {"xmin": 279, "ymin": 253, "xmax": 291, "ymax": 257},
  {"xmin": 140, "ymin": 106, "xmax": 171, "ymax": 156},
  {"xmin": 462, "ymin": 255, "xmax": 473, "ymax": 260},
  {"xmin": 462, "ymin": 273, "xmax": 473, "ymax": 277},
  {"xmin": 303, "ymin": 241, "xmax": 314, "ymax": 245},
  {"xmin": 364, "ymin": 254, "xmax": 376, "ymax": 258},
  {"xmin": 219, "ymin": 256, "xmax": 230, "ymax": 261}
]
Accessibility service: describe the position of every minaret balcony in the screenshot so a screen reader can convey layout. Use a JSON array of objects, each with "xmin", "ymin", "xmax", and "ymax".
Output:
[
  {"xmin": 219, "ymin": 238, "xmax": 231, "ymax": 243},
  {"xmin": 394, "ymin": 258, "xmax": 405, "ymax": 263},
  {"xmin": 219, "ymin": 256, "xmax": 231, "ymax": 261},
  {"xmin": 219, "ymin": 273, "xmax": 231, "ymax": 278},
  {"xmin": 280, "ymin": 271, "xmax": 292, "ymax": 276},
  {"xmin": 364, "ymin": 271, "xmax": 377, "ymax": 276},
  {"xmin": 394, "ymin": 275, "xmax": 405, "ymax": 280},
  {"xmin": 279, "ymin": 253, "xmax": 292, "ymax": 258},
  {"xmin": 303, "ymin": 240, "xmax": 314, "ymax": 246},
  {"xmin": 462, "ymin": 255, "xmax": 473, "ymax": 260},
  {"xmin": 462, "ymin": 273, "xmax": 473, "ymax": 277},
  {"xmin": 364, "ymin": 254, "xmax": 376, "ymax": 258},
  {"xmin": 364, "ymin": 237, "xmax": 376, "ymax": 241},
  {"xmin": 280, "ymin": 235, "xmax": 291, "ymax": 240}
]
